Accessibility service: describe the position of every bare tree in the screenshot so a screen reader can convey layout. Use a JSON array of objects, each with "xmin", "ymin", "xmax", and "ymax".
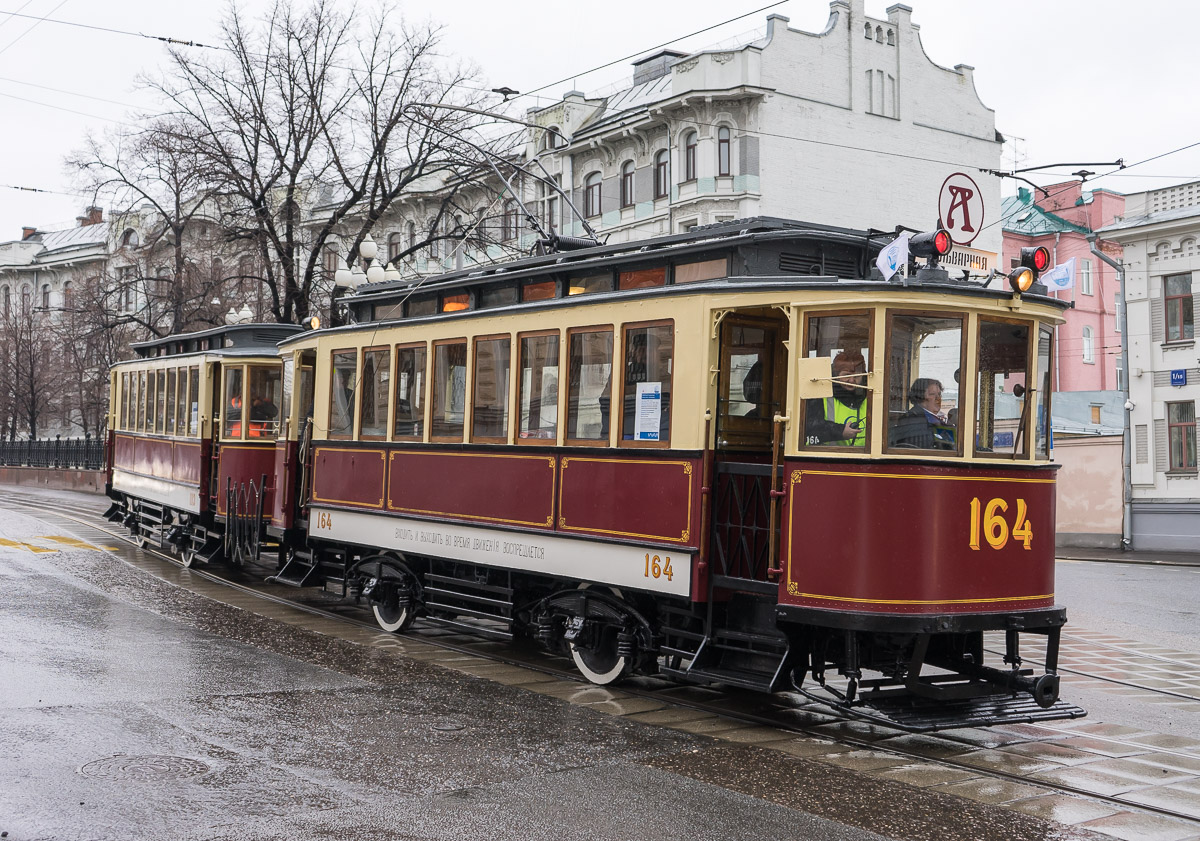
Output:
[
  {"xmin": 147, "ymin": 0, "xmax": 510, "ymax": 324},
  {"xmin": 0, "ymin": 294, "xmax": 61, "ymax": 439}
]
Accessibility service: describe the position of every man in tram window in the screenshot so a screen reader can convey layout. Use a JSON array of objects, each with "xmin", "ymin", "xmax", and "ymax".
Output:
[
  {"xmin": 248, "ymin": 391, "xmax": 278, "ymax": 437},
  {"xmin": 889, "ymin": 377, "xmax": 955, "ymax": 450},
  {"xmin": 227, "ymin": 393, "xmax": 243, "ymax": 437},
  {"xmin": 804, "ymin": 350, "xmax": 867, "ymax": 446}
]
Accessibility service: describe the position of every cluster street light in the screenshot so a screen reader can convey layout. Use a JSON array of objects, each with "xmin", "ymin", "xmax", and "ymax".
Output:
[{"xmin": 331, "ymin": 235, "xmax": 401, "ymax": 326}]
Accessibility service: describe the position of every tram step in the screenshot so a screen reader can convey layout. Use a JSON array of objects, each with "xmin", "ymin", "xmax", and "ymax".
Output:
[
  {"xmin": 661, "ymin": 663, "xmax": 782, "ymax": 693},
  {"xmin": 269, "ymin": 549, "xmax": 323, "ymax": 588}
]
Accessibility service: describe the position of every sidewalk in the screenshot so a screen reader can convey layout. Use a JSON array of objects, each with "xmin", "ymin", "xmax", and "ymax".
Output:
[{"xmin": 1056, "ymin": 544, "xmax": 1200, "ymax": 566}]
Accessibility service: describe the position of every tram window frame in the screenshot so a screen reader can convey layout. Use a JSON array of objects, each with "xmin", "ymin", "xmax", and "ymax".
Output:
[
  {"xmin": 222, "ymin": 364, "xmax": 247, "ymax": 441},
  {"xmin": 478, "ymin": 283, "xmax": 518, "ymax": 309},
  {"xmin": 166, "ymin": 369, "xmax": 178, "ymax": 438},
  {"xmin": 407, "ymin": 295, "xmax": 438, "ymax": 318},
  {"xmin": 431, "ymin": 339, "xmax": 468, "ymax": 442},
  {"xmin": 1034, "ymin": 326, "xmax": 1054, "ymax": 460},
  {"xmin": 121, "ymin": 372, "xmax": 130, "ymax": 431},
  {"xmin": 516, "ymin": 330, "xmax": 561, "ymax": 445},
  {"xmin": 146, "ymin": 370, "xmax": 157, "ymax": 434},
  {"xmin": 717, "ymin": 315, "xmax": 785, "ymax": 451},
  {"xmin": 187, "ymin": 366, "xmax": 200, "ymax": 438},
  {"xmin": 246, "ymin": 365, "xmax": 283, "ymax": 439},
  {"xmin": 440, "ymin": 291, "xmax": 470, "ymax": 313},
  {"xmin": 393, "ymin": 342, "xmax": 428, "ymax": 440},
  {"xmin": 471, "ymin": 333, "xmax": 512, "ymax": 443},
  {"xmin": 973, "ymin": 317, "xmax": 1033, "ymax": 460},
  {"xmin": 156, "ymin": 369, "xmax": 168, "ymax": 435},
  {"xmin": 565, "ymin": 326, "xmax": 614, "ymax": 447},
  {"xmin": 358, "ymin": 346, "xmax": 391, "ymax": 440},
  {"xmin": 882, "ymin": 310, "xmax": 966, "ymax": 457},
  {"xmin": 567, "ymin": 273, "xmax": 614, "ymax": 296},
  {"xmin": 137, "ymin": 370, "xmax": 147, "ymax": 432},
  {"xmin": 674, "ymin": 257, "xmax": 728, "ymax": 284},
  {"xmin": 329, "ymin": 349, "xmax": 358, "ymax": 440},
  {"xmin": 618, "ymin": 266, "xmax": 666, "ymax": 291},
  {"xmin": 798, "ymin": 309, "xmax": 874, "ymax": 454},
  {"xmin": 619, "ymin": 320, "xmax": 674, "ymax": 448},
  {"xmin": 521, "ymin": 278, "xmax": 558, "ymax": 302},
  {"xmin": 175, "ymin": 367, "xmax": 187, "ymax": 436}
]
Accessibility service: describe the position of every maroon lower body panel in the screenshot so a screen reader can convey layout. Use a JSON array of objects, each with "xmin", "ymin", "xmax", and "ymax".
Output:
[
  {"xmin": 111, "ymin": 433, "xmax": 205, "ymax": 510},
  {"xmin": 217, "ymin": 443, "xmax": 278, "ymax": 516},
  {"xmin": 780, "ymin": 460, "xmax": 1058, "ymax": 615},
  {"xmin": 270, "ymin": 440, "xmax": 300, "ymax": 529},
  {"xmin": 558, "ymin": 455, "xmax": 698, "ymax": 546}
]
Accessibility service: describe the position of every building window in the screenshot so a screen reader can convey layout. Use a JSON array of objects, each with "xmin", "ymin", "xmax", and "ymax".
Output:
[
  {"xmin": 1167, "ymin": 401, "xmax": 1197, "ymax": 471},
  {"xmin": 388, "ymin": 232, "xmax": 402, "ymax": 263},
  {"xmin": 62, "ymin": 280, "xmax": 72, "ymax": 306},
  {"xmin": 502, "ymin": 200, "xmax": 519, "ymax": 242},
  {"xmin": 653, "ymin": 150, "xmax": 669, "ymax": 199},
  {"xmin": 543, "ymin": 126, "xmax": 561, "ymax": 151},
  {"xmin": 1115, "ymin": 291, "xmax": 1122, "ymax": 332},
  {"xmin": 1, "ymin": 285, "xmax": 8, "ymax": 316},
  {"xmin": 683, "ymin": 131, "xmax": 697, "ymax": 182},
  {"xmin": 1165, "ymin": 272, "xmax": 1193, "ymax": 342},
  {"xmin": 406, "ymin": 221, "xmax": 416, "ymax": 252},
  {"xmin": 121, "ymin": 228, "xmax": 139, "ymax": 248},
  {"xmin": 1080, "ymin": 259, "xmax": 1093, "ymax": 295},
  {"xmin": 21, "ymin": 284, "xmax": 30, "ymax": 311},
  {"xmin": 717, "ymin": 127, "xmax": 731, "ymax": 176},
  {"xmin": 584, "ymin": 172, "xmax": 602, "ymax": 218},
  {"xmin": 620, "ymin": 161, "xmax": 634, "ymax": 208},
  {"xmin": 1081, "ymin": 325, "xmax": 1094, "ymax": 363},
  {"xmin": 41, "ymin": 283, "xmax": 50, "ymax": 309}
]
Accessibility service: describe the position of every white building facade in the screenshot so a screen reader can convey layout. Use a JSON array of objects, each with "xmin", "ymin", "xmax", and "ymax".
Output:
[{"xmin": 1100, "ymin": 181, "xmax": 1200, "ymax": 551}]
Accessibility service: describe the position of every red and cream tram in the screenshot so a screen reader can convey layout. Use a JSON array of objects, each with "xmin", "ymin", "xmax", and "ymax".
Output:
[{"xmin": 107, "ymin": 218, "xmax": 1081, "ymax": 729}]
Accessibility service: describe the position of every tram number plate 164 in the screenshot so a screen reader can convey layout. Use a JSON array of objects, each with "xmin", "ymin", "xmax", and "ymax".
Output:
[
  {"xmin": 644, "ymin": 553, "xmax": 674, "ymax": 581},
  {"xmin": 968, "ymin": 497, "xmax": 1032, "ymax": 551}
]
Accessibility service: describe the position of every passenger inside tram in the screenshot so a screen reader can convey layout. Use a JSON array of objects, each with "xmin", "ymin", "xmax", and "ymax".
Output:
[
  {"xmin": 888, "ymin": 378, "xmax": 956, "ymax": 450},
  {"xmin": 804, "ymin": 350, "xmax": 868, "ymax": 446}
]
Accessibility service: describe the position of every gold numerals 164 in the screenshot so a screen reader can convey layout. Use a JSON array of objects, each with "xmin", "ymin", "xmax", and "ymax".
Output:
[
  {"xmin": 968, "ymin": 498, "xmax": 1032, "ymax": 551},
  {"xmin": 644, "ymin": 553, "xmax": 674, "ymax": 581}
]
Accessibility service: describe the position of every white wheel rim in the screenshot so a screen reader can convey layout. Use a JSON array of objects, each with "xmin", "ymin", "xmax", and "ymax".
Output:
[
  {"xmin": 570, "ymin": 644, "xmax": 627, "ymax": 685},
  {"xmin": 372, "ymin": 602, "xmax": 409, "ymax": 633}
]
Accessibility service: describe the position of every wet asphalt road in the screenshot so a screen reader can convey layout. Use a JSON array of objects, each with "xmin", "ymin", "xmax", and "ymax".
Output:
[{"xmin": 0, "ymin": 498, "xmax": 1103, "ymax": 841}]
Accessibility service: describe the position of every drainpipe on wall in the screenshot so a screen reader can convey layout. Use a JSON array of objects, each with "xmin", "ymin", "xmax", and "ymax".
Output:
[{"xmin": 1088, "ymin": 233, "xmax": 1132, "ymax": 550}]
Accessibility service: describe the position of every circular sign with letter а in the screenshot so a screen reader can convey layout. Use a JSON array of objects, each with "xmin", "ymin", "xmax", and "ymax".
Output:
[{"xmin": 938, "ymin": 172, "xmax": 985, "ymax": 246}]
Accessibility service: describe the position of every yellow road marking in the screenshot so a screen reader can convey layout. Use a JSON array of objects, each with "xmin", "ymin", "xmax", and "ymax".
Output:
[{"xmin": 39, "ymin": 535, "xmax": 102, "ymax": 551}]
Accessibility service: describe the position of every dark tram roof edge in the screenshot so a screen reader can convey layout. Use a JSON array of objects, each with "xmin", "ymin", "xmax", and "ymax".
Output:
[{"xmin": 130, "ymin": 323, "xmax": 305, "ymax": 359}]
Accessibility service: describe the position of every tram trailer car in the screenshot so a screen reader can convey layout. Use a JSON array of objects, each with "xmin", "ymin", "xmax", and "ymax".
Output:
[{"xmin": 106, "ymin": 218, "xmax": 1083, "ymax": 730}]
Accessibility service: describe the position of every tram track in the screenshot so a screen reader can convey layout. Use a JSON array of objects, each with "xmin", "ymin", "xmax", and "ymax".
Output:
[{"xmin": 5, "ymin": 488, "xmax": 1200, "ymax": 831}]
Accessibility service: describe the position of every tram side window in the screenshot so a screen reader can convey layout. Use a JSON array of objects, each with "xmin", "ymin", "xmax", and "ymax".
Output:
[
  {"xmin": 280, "ymin": 357, "xmax": 294, "ymax": 441},
  {"xmin": 156, "ymin": 370, "xmax": 167, "ymax": 434},
  {"xmin": 472, "ymin": 336, "xmax": 511, "ymax": 442},
  {"xmin": 224, "ymin": 366, "xmax": 245, "ymax": 439},
  {"xmin": 975, "ymin": 320, "xmax": 1031, "ymax": 457},
  {"xmin": 187, "ymin": 366, "xmax": 199, "ymax": 437},
  {"xmin": 329, "ymin": 351, "xmax": 357, "ymax": 439},
  {"xmin": 621, "ymin": 322, "xmax": 673, "ymax": 445},
  {"xmin": 248, "ymin": 366, "xmax": 282, "ymax": 438},
  {"xmin": 166, "ymin": 369, "xmax": 177, "ymax": 437},
  {"xmin": 1034, "ymin": 327, "xmax": 1053, "ymax": 459},
  {"xmin": 121, "ymin": 372, "xmax": 130, "ymax": 431},
  {"xmin": 566, "ymin": 328, "xmax": 613, "ymax": 443},
  {"xmin": 801, "ymin": 313, "xmax": 871, "ymax": 450},
  {"xmin": 432, "ymin": 341, "xmax": 467, "ymax": 440},
  {"xmin": 518, "ymin": 333, "xmax": 559, "ymax": 441},
  {"xmin": 145, "ymin": 371, "xmax": 157, "ymax": 434},
  {"xmin": 359, "ymin": 348, "xmax": 390, "ymax": 439},
  {"xmin": 137, "ymin": 370, "xmax": 146, "ymax": 432},
  {"xmin": 885, "ymin": 313, "xmax": 964, "ymax": 454},
  {"xmin": 394, "ymin": 344, "xmax": 426, "ymax": 439}
]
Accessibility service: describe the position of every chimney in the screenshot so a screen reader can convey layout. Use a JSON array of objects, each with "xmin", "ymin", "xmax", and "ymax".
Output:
[
  {"xmin": 77, "ymin": 206, "xmax": 103, "ymax": 227},
  {"xmin": 21, "ymin": 226, "xmax": 37, "ymax": 240}
]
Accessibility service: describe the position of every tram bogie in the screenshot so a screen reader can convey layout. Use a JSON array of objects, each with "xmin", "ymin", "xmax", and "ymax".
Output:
[{"xmin": 105, "ymin": 218, "xmax": 1085, "ymax": 730}]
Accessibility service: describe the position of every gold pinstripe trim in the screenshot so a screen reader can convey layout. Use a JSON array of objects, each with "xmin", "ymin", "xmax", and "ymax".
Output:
[
  {"xmin": 312, "ymin": 447, "xmax": 386, "ymax": 508},
  {"xmin": 558, "ymin": 456, "xmax": 693, "ymax": 543}
]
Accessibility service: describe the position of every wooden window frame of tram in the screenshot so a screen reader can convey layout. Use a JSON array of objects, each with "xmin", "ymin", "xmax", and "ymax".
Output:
[
  {"xmin": 430, "ymin": 337, "xmax": 469, "ymax": 444},
  {"xmin": 564, "ymin": 324, "xmax": 616, "ymax": 449},
  {"xmin": 391, "ymin": 341, "xmax": 429, "ymax": 444},
  {"xmin": 513, "ymin": 328, "xmax": 562, "ymax": 447},
  {"xmin": 618, "ymin": 318, "xmax": 675, "ymax": 450},
  {"xmin": 715, "ymin": 311, "xmax": 788, "ymax": 447},
  {"xmin": 881, "ymin": 308, "xmax": 968, "ymax": 459},
  {"xmin": 327, "ymin": 349, "xmax": 358, "ymax": 442},
  {"xmin": 470, "ymin": 332, "xmax": 514, "ymax": 445},
  {"xmin": 357, "ymin": 344, "xmax": 392, "ymax": 443},
  {"xmin": 797, "ymin": 306, "xmax": 876, "ymax": 456},
  {"xmin": 973, "ymin": 314, "xmax": 1037, "ymax": 462},
  {"xmin": 220, "ymin": 363, "xmax": 250, "ymax": 443}
]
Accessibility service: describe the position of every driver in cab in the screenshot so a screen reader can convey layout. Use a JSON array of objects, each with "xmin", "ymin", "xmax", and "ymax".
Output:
[{"xmin": 804, "ymin": 350, "xmax": 867, "ymax": 446}]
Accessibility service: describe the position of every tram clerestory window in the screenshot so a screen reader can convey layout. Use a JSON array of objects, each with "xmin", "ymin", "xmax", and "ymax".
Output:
[
  {"xmin": 566, "ymin": 328, "xmax": 613, "ymax": 443},
  {"xmin": 974, "ymin": 320, "xmax": 1031, "ymax": 457},
  {"xmin": 472, "ymin": 336, "xmax": 511, "ymax": 441},
  {"xmin": 621, "ymin": 322, "xmax": 673, "ymax": 444},
  {"xmin": 329, "ymin": 351, "xmax": 357, "ymax": 439},
  {"xmin": 432, "ymin": 341, "xmax": 467, "ymax": 440},
  {"xmin": 359, "ymin": 348, "xmax": 390, "ymax": 439},
  {"xmin": 224, "ymin": 366, "xmax": 245, "ymax": 439},
  {"xmin": 519, "ymin": 333, "xmax": 559, "ymax": 441},
  {"xmin": 248, "ymin": 366, "xmax": 282, "ymax": 439},
  {"xmin": 884, "ymin": 313, "xmax": 964, "ymax": 454},
  {"xmin": 394, "ymin": 345, "xmax": 426, "ymax": 439},
  {"xmin": 801, "ymin": 313, "xmax": 871, "ymax": 451}
]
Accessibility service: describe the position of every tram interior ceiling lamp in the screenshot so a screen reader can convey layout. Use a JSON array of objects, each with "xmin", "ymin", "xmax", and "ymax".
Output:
[
  {"xmin": 908, "ymin": 228, "xmax": 954, "ymax": 284},
  {"xmin": 1009, "ymin": 246, "xmax": 1050, "ymax": 296}
]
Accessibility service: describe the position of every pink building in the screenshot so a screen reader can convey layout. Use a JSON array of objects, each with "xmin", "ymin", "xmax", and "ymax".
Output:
[{"xmin": 1002, "ymin": 182, "xmax": 1125, "ymax": 392}]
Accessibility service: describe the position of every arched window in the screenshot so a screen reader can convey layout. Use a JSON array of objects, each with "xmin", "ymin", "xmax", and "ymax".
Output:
[
  {"xmin": 864, "ymin": 22, "xmax": 872, "ymax": 38},
  {"xmin": 388, "ymin": 232, "xmax": 402, "ymax": 262},
  {"xmin": 428, "ymin": 218, "xmax": 440, "ymax": 259},
  {"xmin": 886, "ymin": 29, "xmax": 895, "ymax": 46},
  {"xmin": 543, "ymin": 126, "xmax": 562, "ymax": 151},
  {"xmin": 717, "ymin": 127, "xmax": 732, "ymax": 177},
  {"xmin": 1082, "ymin": 326, "xmax": 1095, "ymax": 363},
  {"xmin": 61, "ymin": 280, "xmax": 71, "ymax": 307},
  {"xmin": 584, "ymin": 172, "xmax": 602, "ymax": 218},
  {"xmin": 1, "ymin": 285, "xmax": 9, "ymax": 317},
  {"xmin": 875, "ymin": 26, "xmax": 883, "ymax": 43},
  {"xmin": 683, "ymin": 131, "xmax": 697, "ymax": 182},
  {"xmin": 406, "ymin": 221, "xmax": 417, "ymax": 252},
  {"xmin": 21, "ymin": 284, "xmax": 31, "ymax": 311},
  {"xmin": 653, "ymin": 150, "xmax": 669, "ymax": 199},
  {"xmin": 620, "ymin": 161, "xmax": 635, "ymax": 208},
  {"xmin": 121, "ymin": 228, "xmax": 139, "ymax": 248},
  {"xmin": 502, "ymin": 200, "xmax": 520, "ymax": 241},
  {"xmin": 41, "ymin": 283, "xmax": 50, "ymax": 308}
]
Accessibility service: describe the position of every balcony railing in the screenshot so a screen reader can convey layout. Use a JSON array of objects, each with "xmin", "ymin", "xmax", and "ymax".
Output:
[{"xmin": 0, "ymin": 435, "xmax": 106, "ymax": 471}]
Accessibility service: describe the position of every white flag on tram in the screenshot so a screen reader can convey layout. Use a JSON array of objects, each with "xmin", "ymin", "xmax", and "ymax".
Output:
[
  {"xmin": 875, "ymin": 233, "xmax": 909, "ymax": 280},
  {"xmin": 1041, "ymin": 257, "xmax": 1075, "ymax": 291}
]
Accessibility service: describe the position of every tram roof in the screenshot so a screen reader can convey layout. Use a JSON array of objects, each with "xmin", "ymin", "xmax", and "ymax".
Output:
[{"xmin": 128, "ymin": 323, "xmax": 304, "ymax": 360}]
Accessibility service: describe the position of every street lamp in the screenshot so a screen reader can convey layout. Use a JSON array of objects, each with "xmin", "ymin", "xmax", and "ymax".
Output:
[{"xmin": 331, "ymin": 235, "xmax": 396, "ymax": 326}]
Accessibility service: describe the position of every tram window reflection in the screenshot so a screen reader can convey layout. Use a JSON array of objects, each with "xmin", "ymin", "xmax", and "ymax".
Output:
[
  {"xmin": 472, "ymin": 336, "xmax": 511, "ymax": 441},
  {"xmin": 248, "ymin": 366, "xmax": 282, "ymax": 438},
  {"xmin": 359, "ymin": 348, "xmax": 390, "ymax": 439},
  {"xmin": 431, "ymin": 340, "xmax": 467, "ymax": 440},
  {"xmin": 621, "ymin": 322, "xmax": 673, "ymax": 445},
  {"xmin": 147, "ymin": 370, "xmax": 158, "ymax": 434},
  {"xmin": 885, "ymin": 313, "xmax": 963, "ymax": 453},
  {"xmin": 156, "ymin": 370, "xmax": 167, "ymax": 434},
  {"xmin": 801, "ymin": 312, "xmax": 871, "ymax": 451},
  {"xmin": 567, "ymin": 274, "xmax": 613, "ymax": 296},
  {"xmin": 519, "ymin": 333, "xmax": 559, "ymax": 441},
  {"xmin": 566, "ymin": 328, "xmax": 613, "ymax": 443},
  {"xmin": 394, "ymin": 344, "xmax": 426, "ymax": 439},
  {"xmin": 121, "ymin": 372, "xmax": 130, "ymax": 431},
  {"xmin": 137, "ymin": 370, "xmax": 146, "ymax": 432},
  {"xmin": 224, "ymin": 366, "xmax": 245, "ymax": 439},
  {"xmin": 187, "ymin": 366, "xmax": 199, "ymax": 437},
  {"xmin": 975, "ymin": 320, "xmax": 1031, "ymax": 457},
  {"xmin": 1035, "ymin": 327, "xmax": 1053, "ymax": 459},
  {"xmin": 166, "ymin": 369, "xmax": 177, "ymax": 437},
  {"xmin": 329, "ymin": 351, "xmax": 357, "ymax": 439}
]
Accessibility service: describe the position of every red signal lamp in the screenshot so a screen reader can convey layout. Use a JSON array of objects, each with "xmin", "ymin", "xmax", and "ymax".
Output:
[
  {"xmin": 1021, "ymin": 245, "xmax": 1050, "ymax": 273},
  {"xmin": 910, "ymin": 228, "xmax": 953, "ymax": 260}
]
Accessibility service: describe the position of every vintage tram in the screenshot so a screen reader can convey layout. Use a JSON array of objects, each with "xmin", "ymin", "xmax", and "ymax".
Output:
[{"xmin": 105, "ymin": 217, "xmax": 1082, "ymax": 729}]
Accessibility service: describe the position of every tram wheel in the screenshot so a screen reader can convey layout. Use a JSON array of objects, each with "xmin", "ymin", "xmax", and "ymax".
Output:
[
  {"xmin": 180, "ymin": 548, "xmax": 197, "ymax": 569},
  {"xmin": 372, "ymin": 599, "xmax": 416, "ymax": 634},
  {"xmin": 569, "ymin": 629, "xmax": 629, "ymax": 685}
]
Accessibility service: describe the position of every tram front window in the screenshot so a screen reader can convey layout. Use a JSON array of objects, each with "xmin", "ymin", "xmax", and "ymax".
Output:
[
  {"xmin": 885, "ymin": 313, "xmax": 963, "ymax": 453},
  {"xmin": 975, "ymin": 320, "xmax": 1031, "ymax": 456},
  {"xmin": 329, "ymin": 351, "xmax": 357, "ymax": 439},
  {"xmin": 248, "ymin": 365, "xmax": 282, "ymax": 438},
  {"xmin": 801, "ymin": 312, "xmax": 871, "ymax": 450},
  {"xmin": 224, "ymin": 366, "xmax": 245, "ymax": 439}
]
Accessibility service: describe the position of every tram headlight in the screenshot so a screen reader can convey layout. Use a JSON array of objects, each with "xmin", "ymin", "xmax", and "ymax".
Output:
[{"xmin": 1009, "ymin": 266, "xmax": 1035, "ymax": 293}]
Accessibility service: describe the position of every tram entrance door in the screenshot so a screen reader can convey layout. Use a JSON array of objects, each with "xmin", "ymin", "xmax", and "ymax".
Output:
[{"xmin": 708, "ymin": 310, "xmax": 789, "ymax": 588}]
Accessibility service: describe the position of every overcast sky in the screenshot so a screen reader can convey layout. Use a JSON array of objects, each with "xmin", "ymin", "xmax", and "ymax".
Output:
[{"xmin": 0, "ymin": 0, "xmax": 1195, "ymax": 238}]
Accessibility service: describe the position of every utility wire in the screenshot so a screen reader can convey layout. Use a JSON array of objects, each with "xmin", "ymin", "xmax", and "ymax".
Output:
[{"xmin": 0, "ymin": 8, "xmax": 218, "ymax": 48}]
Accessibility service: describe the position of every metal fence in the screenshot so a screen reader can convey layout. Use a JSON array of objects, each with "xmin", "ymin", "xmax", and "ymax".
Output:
[{"xmin": 0, "ymin": 436, "xmax": 106, "ymax": 470}]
